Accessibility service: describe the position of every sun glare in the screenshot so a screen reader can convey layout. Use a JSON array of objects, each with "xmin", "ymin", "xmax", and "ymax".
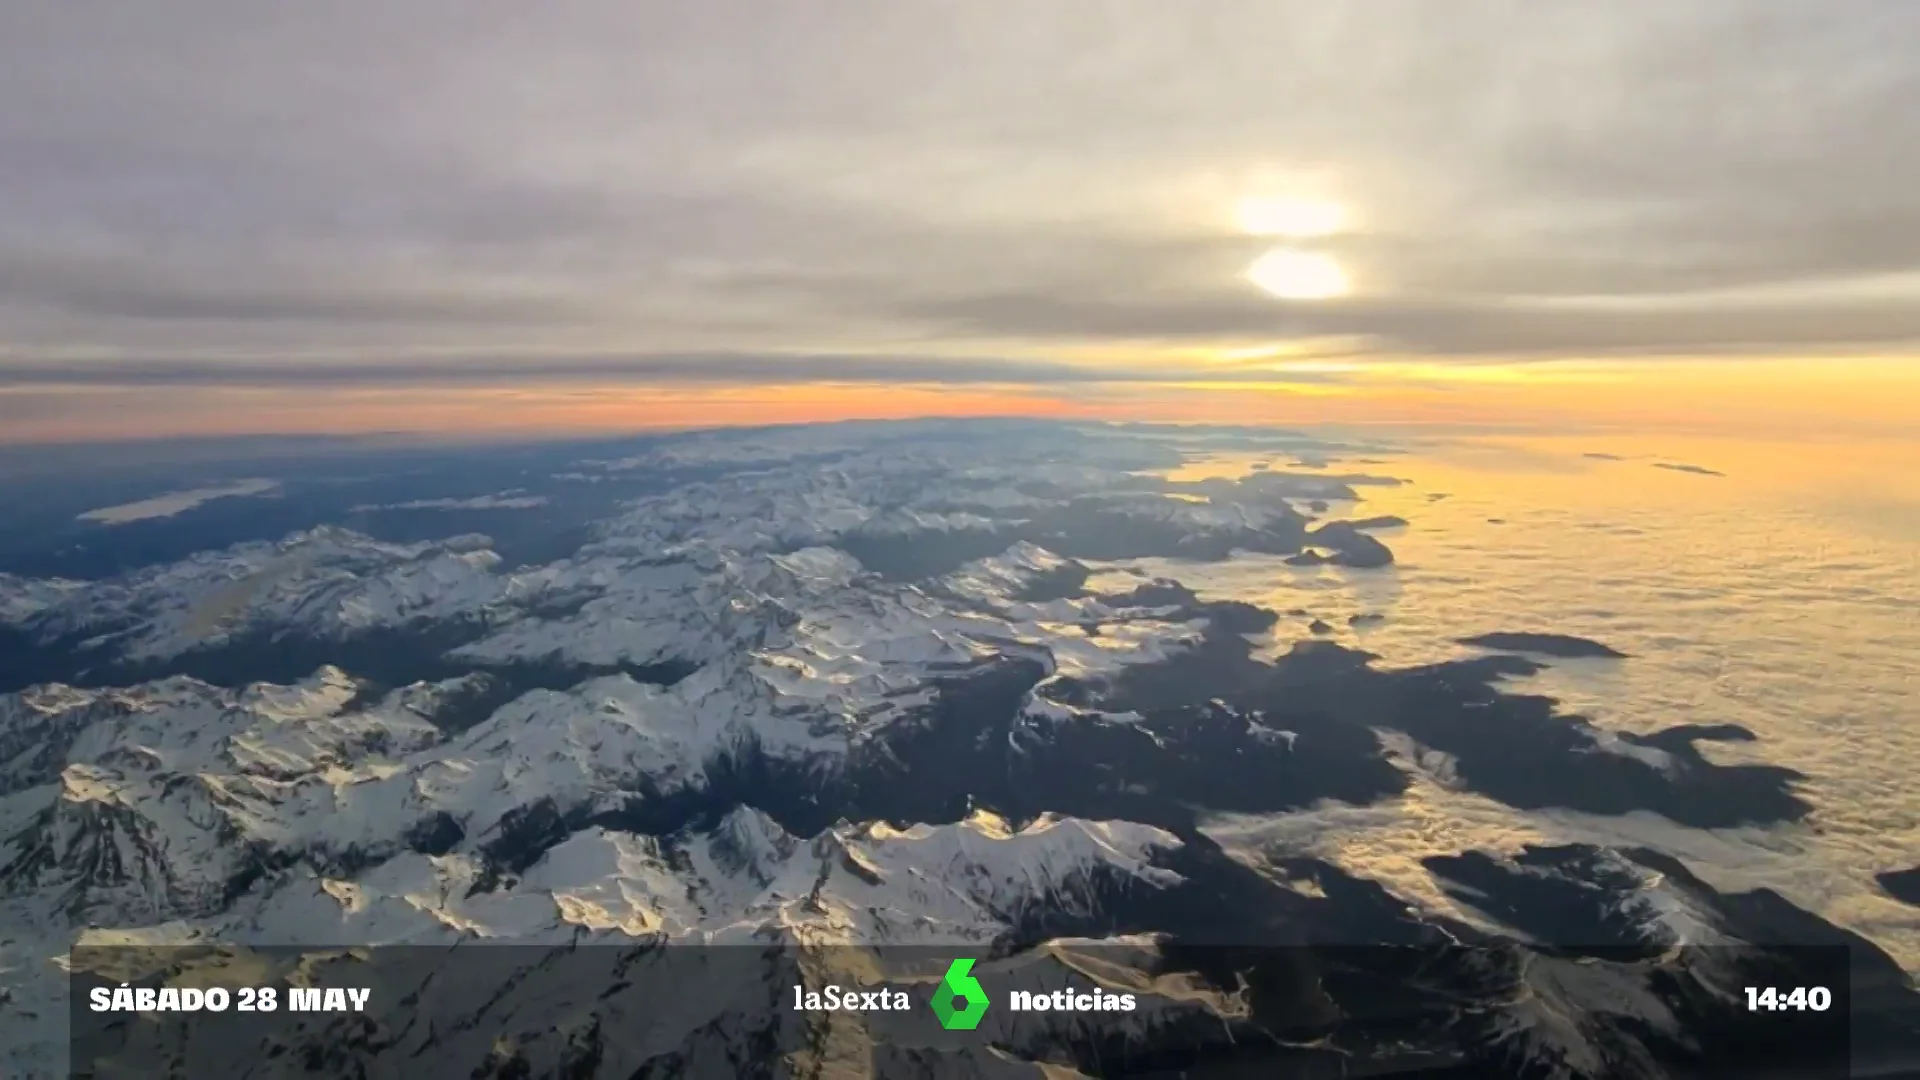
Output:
[
  {"xmin": 1247, "ymin": 247, "xmax": 1350, "ymax": 300},
  {"xmin": 1236, "ymin": 196, "xmax": 1345, "ymax": 239}
]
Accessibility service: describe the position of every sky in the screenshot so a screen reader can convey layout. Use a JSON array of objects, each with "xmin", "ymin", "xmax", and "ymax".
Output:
[{"xmin": 2, "ymin": 0, "xmax": 1918, "ymax": 441}]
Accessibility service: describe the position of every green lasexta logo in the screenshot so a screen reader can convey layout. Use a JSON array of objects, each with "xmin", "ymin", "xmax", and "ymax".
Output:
[{"xmin": 930, "ymin": 958, "xmax": 989, "ymax": 1030}]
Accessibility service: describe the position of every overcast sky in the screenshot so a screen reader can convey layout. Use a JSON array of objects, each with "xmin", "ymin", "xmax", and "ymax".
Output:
[{"xmin": 2, "ymin": 0, "xmax": 1918, "ymax": 390}]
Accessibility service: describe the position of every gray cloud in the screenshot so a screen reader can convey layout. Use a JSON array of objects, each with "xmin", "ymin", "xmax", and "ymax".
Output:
[
  {"xmin": 3, "ymin": 0, "xmax": 1919, "ymax": 368},
  {"xmin": 0, "ymin": 251, "xmax": 590, "ymax": 326},
  {"xmin": 0, "ymin": 353, "xmax": 1345, "ymax": 389},
  {"xmin": 893, "ymin": 288, "xmax": 1920, "ymax": 357}
]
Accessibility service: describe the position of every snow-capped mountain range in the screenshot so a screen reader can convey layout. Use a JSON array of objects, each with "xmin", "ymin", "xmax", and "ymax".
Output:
[{"xmin": 2, "ymin": 420, "xmax": 1911, "ymax": 1078}]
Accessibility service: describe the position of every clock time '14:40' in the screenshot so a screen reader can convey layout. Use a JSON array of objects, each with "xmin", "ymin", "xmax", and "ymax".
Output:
[{"xmin": 1744, "ymin": 986, "xmax": 1833, "ymax": 1012}]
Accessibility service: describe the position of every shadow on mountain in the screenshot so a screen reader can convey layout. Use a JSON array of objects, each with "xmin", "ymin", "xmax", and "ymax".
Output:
[
  {"xmin": 0, "ymin": 619, "xmax": 694, "ymax": 726},
  {"xmin": 839, "ymin": 488, "xmax": 1404, "ymax": 581},
  {"xmin": 1880, "ymin": 866, "xmax": 1920, "ymax": 907},
  {"xmin": 559, "ymin": 594, "xmax": 1806, "ymax": 903},
  {"xmin": 1458, "ymin": 631, "xmax": 1629, "ymax": 658}
]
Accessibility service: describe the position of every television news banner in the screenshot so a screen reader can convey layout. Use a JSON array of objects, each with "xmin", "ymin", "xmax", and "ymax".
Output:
[{"xmin": 67, "ymin": 941, "xmax": 1864, "ymax": 1077}]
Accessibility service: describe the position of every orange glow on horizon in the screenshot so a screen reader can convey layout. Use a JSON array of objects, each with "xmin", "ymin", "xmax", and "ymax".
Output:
[
  {"xmin": 0, "ymin": 357, "xmax": 1913, "ymax": 444},
  {"xmin": 0, "ymin": 383, "xmax": 1111, "ymax": 444}
]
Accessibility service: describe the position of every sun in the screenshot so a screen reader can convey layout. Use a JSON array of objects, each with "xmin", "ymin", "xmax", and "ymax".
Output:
[
  {"xmin": 1236, "ymin": 196, "xmax": 1345, "ymax": 239},
  {"xmin": 1246, "ymin": 247, "xmax": 1350, "ymax": 300}
]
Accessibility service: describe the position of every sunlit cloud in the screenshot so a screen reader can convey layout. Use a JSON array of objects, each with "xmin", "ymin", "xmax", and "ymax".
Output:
[
  {"xmin": 2, "ymin": 2, "xmax": 1917, "ymax": 440},
  {"xmin": 1246, "ymin": 248, "xmax": 1351, "ymax": 300},
  {"xmin": 1236, "ymin": 196, "xmax": 1346, "ymax": 239}
]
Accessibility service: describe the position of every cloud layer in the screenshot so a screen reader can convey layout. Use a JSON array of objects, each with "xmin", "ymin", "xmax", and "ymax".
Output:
[
  {"xmin": 3, "ymin": 0, "xmax": 1919, "ymax": 380},
  {"xmin": 0, "ymin": 353, "xmax": 1341, "ymax": 389}
]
